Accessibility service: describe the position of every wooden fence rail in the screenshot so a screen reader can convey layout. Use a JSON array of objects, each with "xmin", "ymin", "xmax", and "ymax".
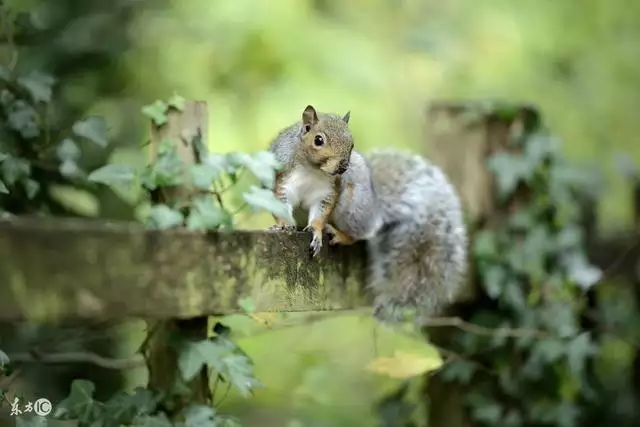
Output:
[{"xmin": 0, "ymin": 217, "xmax": 369, "ymax": 321}]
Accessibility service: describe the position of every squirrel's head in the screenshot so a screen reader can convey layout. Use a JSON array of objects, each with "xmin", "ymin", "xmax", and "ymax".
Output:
[{"xmin": 300, "ymin": 105, "xmax": 353, "ymax": 176}]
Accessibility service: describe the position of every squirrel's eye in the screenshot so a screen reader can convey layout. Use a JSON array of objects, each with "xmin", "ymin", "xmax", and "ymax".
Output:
[{"xmin": 314, "ymin": 135, "xmax": 324, "ymax": 146}]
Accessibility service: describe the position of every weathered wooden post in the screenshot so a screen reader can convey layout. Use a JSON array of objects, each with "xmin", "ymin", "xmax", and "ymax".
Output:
[
  {"xmin": 422, "ymin": 101, "xmax": 540, "ymax": 427},
  {"xmin": 144, "ymin": 100, "xmax": 211, "ymax": 415}
]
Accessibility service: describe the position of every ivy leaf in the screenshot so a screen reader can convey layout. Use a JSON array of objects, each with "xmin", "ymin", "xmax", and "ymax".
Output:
[
  {"xmin": 567, "ymin": 333, "xmax": 594, "ymax": 378},
  {"xmin": 59, "ymin": 160, "xmax": 82, "ymax": 178},
  {"xmin": 88, "ymin": 164, "xmax": 137, "ymax": 186},
  {"xmin": 438, "ymin": 359, "xmax": 476, "ymax": 384},
  {"xmin": 142, "ymin": 139, "xmax": 184, "ymax": 189},
  {"xmin": 23, "ymin": 179, "xmax": 40, "ymax": 200},
  {"xmin": 178, "ymin": 339, "xmax": 261, "ymax": 397},
  {"xmin": 6, "ymin": 100, "xmax": 39, "ymax": 138},
  {"xmin": 1, "ymin": 156, "xmax": 31, "ymax": 186},
  {"xmin": 186, "ymin": 196, "xmax": 231, "ymax": 231},
  {"xmin": 17, "ymin": 71, "xmax": 55, "ymax": 103},
  {"xmin": 243, "ymin": 186, "xmax": 293, "ymax": 224},
  {"xmin": 56, "ymin": 138, "xmax": 81, "ymax": 162},
  {"xmin": 483, "ymin": 265, "xmax": 506, "ymax": 299},
  {"xmin": 190, "ymin": 164, "xmax": 221, "ymax": 190},
  {"xmin": 468, "ymin": 393, "xmax": 503, "ymax": 425},
  {"xmin": 564, "ymin": 252, "xmax": 602, "ymax": 290},
  {"xmin": 73, "ymin": 116, "xmax": 109, "ymax": 147},
  {"xmin": 146, "ymin": 204, "xmax": 184, "ymax": 229},
  {"xmin": 168, "ymin": 94, "xmax": 186, "ymax": 111},
  {"xmin": 15, "ymin": 416, "xmax": 48, "ymax": 427},
  {"xmin": 103, "ymin": 388, "xmax": 156, "ymax": 425},
  {"xmin": 486, "ymin": 153, "xmax": 534, "ymax": 198},
  {"xmin": 142, "ymin": 100, "xmax": 168, "ymax": 126},
  {"xmin": 183, "ymin": 405, "xmax": 217, "ymax": 427},
  {"xmin": 473, "ymin": 230, "xmax": 498, "ymax": 260},
  {"xmin": 132, "ymin": 414, "xmax": 173, "ymax": 427},
  {"xmin": 0, "ymin": 349, "xmax": 9, "ymax": 367},
  {"xmin": 0, "ymin": 179, "xmax": 8, "ymax": 194},
  {"xmin": 54, "ymin": 379, "xmax": 103, "ymax": 422},
  {"xmin": 524, "ymin": 134, "xmax": 559, "ymax": 165},
  {"xmin": 217, "ymin": 417, "xmax": 242, "ymax": 427},
  {"xmin": 228, "ymin": 151, "xmax": 282, "ymax": 189}
]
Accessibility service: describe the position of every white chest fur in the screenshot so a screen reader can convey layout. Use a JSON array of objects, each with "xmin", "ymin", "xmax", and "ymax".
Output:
[{"xmin": 283, "ymin": 166, "xmax": 334, "ymax": 210}]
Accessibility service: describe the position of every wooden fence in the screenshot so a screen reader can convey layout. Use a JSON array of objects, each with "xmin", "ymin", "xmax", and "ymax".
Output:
[{"xmin": 1, "ymin": 100, "xmax": 638, "ymax": 425}]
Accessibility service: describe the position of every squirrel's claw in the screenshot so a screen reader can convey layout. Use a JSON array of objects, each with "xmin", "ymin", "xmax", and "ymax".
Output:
[{"xmin": 309, "ymin": 233, "xmax": 323, "ymax": 258}]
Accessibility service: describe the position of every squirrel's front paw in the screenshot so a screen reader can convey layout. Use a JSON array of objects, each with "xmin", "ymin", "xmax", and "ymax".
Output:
[{"xmin": 309, "ymin": 233, "xmax": 323, "ymax": 258}]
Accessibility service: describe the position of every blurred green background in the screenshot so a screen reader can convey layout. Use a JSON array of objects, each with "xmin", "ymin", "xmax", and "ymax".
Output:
[
  {"xmin": 2, "ymin": 0, "xmax": 640, "ymax": 425},
  {"xmin": 47, "ymin": 0, "xmax": 640, "ymax": 230}
]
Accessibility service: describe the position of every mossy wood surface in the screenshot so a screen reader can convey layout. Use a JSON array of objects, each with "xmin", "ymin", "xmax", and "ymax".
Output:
[{"xmin": 0, "ymin": 217, "xmax": 369, "ymax": 322}]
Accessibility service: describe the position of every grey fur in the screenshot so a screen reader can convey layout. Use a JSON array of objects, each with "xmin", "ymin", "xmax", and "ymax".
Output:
[
  {"xmin": 366, "ymin": 149, "xmax": 468, "ymax": 323},
  {"xmin": 268, "ymin": 111, "xmax": 468, "ymax": 324}
]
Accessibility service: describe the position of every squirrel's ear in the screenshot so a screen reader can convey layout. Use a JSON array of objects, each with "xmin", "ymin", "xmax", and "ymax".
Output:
[
  {"xmin": 342, "ymin": 111, "xmax": 351, "ymax": 124},
  {"xmin": 302, "ymin": 105, "xmax": 319, "ymax": 132}
]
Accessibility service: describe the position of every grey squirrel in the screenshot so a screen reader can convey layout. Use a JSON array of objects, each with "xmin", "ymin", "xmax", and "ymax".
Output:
[{"xmin": 268, "ymin": 105, "xmax": 468, "ymax": 322}]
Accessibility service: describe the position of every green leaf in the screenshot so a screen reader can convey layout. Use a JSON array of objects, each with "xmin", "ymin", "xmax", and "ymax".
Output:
[
  {"xmin": 0, "ymin": 349, "xmax": 9, "ymax": 367},
  {"xmin": 15, "ymin": 416, "xmax": 48, "ymax": 427},
  {"xmin": 503, "ymin": 410, "xmax": 523, "ymax": 427},
  {"xmin": 524, "ymin": 134, "xmax": 559, "ymax": 165},
  {"xmin": 53, "ymin": 379, "xmax": 103, "ymax": 423},
  {"xmin": 178, "ymin": 338, "xmax": 261, "ymax": 397},
  {"xmin": 243, "ymin": 186, "xmax": 293, "ymax": 224},
  {"xmin": 1, "ymin": 156, "xmax": 31, "ymax": 186},
  {"xmin": 190, "ymin": 164, "xmax": 221, "ymax": 190},
  {"xmin": 0, "ymin": 179, "xmax": 8, "ymax": 194},
  {"xmin": 59, "ymin": 160, "xmax": 82, "ymax": 178},
  {"xmin": 17, "ymin": 71, "xmax": 55, "ymax": 103},
  {"xmin": 142, "ymin": 100, "xmax": 168, "ymax": 126},
  {"xmin": 183, "ymin": 405, "xmax": 217, "ymax": 427},
  {"xmin": 486, "ymin": 153, "xmax": 534, "ymax": 198},
  {"xmin": 567, "ymin": 332, "xmax": 594, "ymax": 378},
  {"xmin": 147, "ymin": 205, "xmax": 184, "ymax": 229},
  {"xmin": 439, "ymin": 359, "xmax": 476, "ymax": 384},
  {"xmin": 217, "ymin": 417, "xmax": 242, "ymax": 427},
  {"xmin": 473, "ymin": 230, "xmax": 498, "ymax": 260},
  {"xmin": 87, "ymin": 164, "xmax": 137, "ymax": 186},
  {"xmin": 483, "ymin": 265, "xmax": 506, "ymax": 299},
  {"xmin": 565, "ymin": 253, "xmax": 602, "ymax": 290},
  {"xmin": 142, "ymin": 139, "xmax": 184, "ymax": 189},
  {"xmin": 228, "ymin": 151, "xmax": 282, "ymax": 189},
  {"xmin": 6, "ymin": 100, "xmax": 39, "ymax": 139},
  {"xmin": 56, "ymin": 138, "xmax": 81, "ymax": 162},
  {"xmin": 23, "ymin": 179, "xmax": 39, "ymax": 199},
  {"xmin": 168, "ymin": 94, "xmax": 186, "ymax": 111},
  {"xmin": 238, "ymin": 297, "xmax": 255, "ymax": 314},
  {"xmin": 102, "ymin": 388, "xmax": 157, "ymax": 425},
  {"xmin": 186, "ymin": 196, "xmax": 231, "ymax": 231},
  {"xmin": 73, "ymin": 117, "xmax": 109, "ymax": 147},
  {"xmin": 132, "ymin": 414, "xmax": 173, "ymax": 427}
]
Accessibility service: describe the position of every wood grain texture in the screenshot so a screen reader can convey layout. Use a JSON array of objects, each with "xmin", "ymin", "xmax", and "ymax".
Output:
[{"xmin": 0, "ymin": 216, "xmax": 369, "ymax": 321}]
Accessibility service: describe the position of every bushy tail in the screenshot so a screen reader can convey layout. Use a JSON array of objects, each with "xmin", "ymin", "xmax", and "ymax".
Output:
[{"xmin": 365, "ymin": 150, "xmax": 468, "ymax": 323}]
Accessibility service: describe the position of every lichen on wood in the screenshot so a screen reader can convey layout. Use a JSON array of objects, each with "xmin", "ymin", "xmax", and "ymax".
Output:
[{"xmin": 0, "ymin": 197, "xmax": 369, "ymax": 323}]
